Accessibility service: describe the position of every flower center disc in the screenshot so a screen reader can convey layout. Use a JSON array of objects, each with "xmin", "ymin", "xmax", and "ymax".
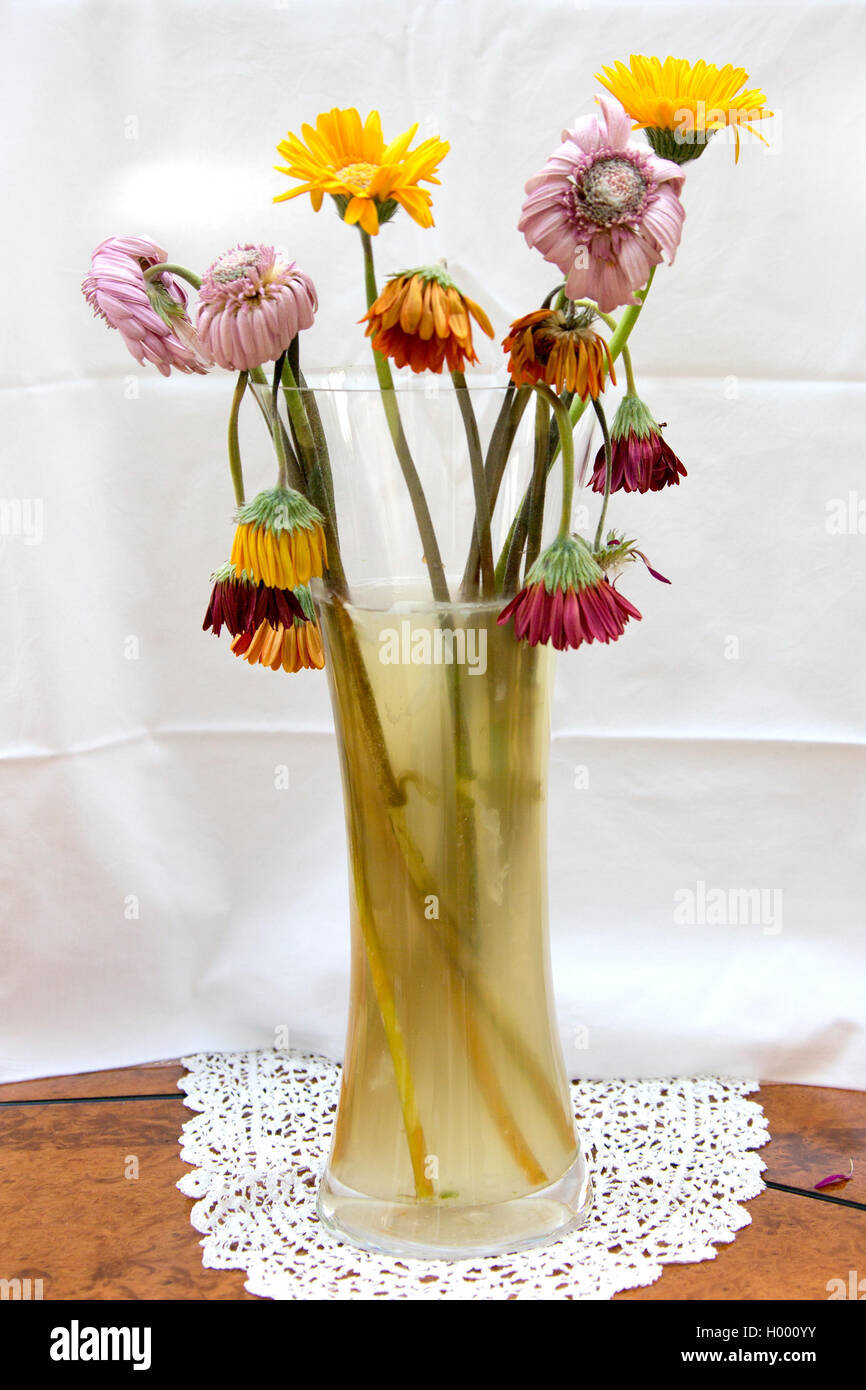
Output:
[
  {"xmin": 577, "ymin": 157, "xmax": 647, "ymax": 226},
  {"xmin": 335, "ymin": 161, "xmax": 379, "ymax": 191},
  {"xmin": 212, "ymin": 249, "xmax": 264, "ymax": 283}
]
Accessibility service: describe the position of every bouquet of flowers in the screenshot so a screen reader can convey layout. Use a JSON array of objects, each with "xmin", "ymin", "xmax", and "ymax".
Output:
[{"xmin": 82, "ymin": 54, "xmax": 771, "ymax": 1258}]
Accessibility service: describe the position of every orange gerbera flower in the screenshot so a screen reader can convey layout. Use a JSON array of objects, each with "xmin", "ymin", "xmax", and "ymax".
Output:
[
  {"xmin": 230, "ymin": 583, "xmax": 325, "ymax": 673},
  {"xmin": 503, "ymin": 305, "xmax": 615, "ymax": 399},
  {"xmin": 362, "ymin": 268, "xmax": 494, "ymax": 373},
  {"xmin": 274, "ymin": 108, "xmax": 449, "ymax": 236}
]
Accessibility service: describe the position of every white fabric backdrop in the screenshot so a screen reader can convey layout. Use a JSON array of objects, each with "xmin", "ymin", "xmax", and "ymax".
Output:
[{"xmin": 2, "ymin": 0, "xmax": 864, "ymax": 1086}]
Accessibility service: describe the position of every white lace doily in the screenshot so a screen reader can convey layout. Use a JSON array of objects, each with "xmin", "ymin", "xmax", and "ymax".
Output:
[{"xmin": 177, "ymin": 1049, "xmax": 769, "ymax": 1300}]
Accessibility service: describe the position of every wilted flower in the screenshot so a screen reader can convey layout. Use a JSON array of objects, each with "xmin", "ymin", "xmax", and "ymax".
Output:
[
  {"xmin": 231, "ymin": 586, "xmax": 325, "ymax": 673},
  {"xmin": 229, "ymin": 488, "xmax": 327, "ymax": 591},
  {"xmin": 202, "ymin": 561, "xmax": 304, "ymax": 638},
  {"xmin": 596, "ymin": 54, "xmax": 772, "ymax": 163},
  {"xmin": 518, "ymin": 97, "xmax": 685, "ymax": 312},
  {"xmin": 82, "ymin": 235, "xmax": 209, "ymax": 376},
  {"xmin": 274, "ymin": 107, "xmax": 449, "ymax": 236},
  {"xmin": 590, "ymin": 394, "xmax": 687, "ymax": 493},
  {"xmin": 197, "ymin": 245, "xmax": 317, "ymax": 372},
  {"xmin": 595, "ymin": 532, "xmax": 671, "ymax": 585},
  {"xmin": 503, "ymin": 303, "xmax": 615, "ymax": 399},
  {"xmin": 497, "ymin": 535, "xmax": 641, "ymax": 650},
  {"xmin": 361, "ymin": 267, "xmax": 494, "ymax": 373}
]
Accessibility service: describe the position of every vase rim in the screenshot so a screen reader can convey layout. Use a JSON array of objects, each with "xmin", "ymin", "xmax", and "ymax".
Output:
[
  {"xmin": 281, "ymin": 372, "xmax": 515, "ymax": 396},
  {"xmin": 311, "ymin": 577, "xmax": 512, "ymax": 613}
]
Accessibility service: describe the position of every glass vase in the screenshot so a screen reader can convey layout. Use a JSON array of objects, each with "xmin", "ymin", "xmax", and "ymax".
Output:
[{"xmin": 313, "ymin": 579, "xmax": 592, "ymax": 1258}]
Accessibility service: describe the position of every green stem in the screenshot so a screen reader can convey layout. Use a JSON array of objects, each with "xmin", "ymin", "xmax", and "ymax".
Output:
[
  {"xmin": 451, "ymin": 370, "xmax": 494, "ymax": 599},
  {"xmin": 349, "ymin": 841, "xmax": 435, "ymax": 1200},
  {"xmin": 297, "ymin": 367, "xmax": 338, "ymax": 534},
  {"xmin": 249, "ymin": 366, "xmax": 305, "ymax": 492},
  {"xmin": 459, "ymin": 385, "xmax": 531, "ymax": 598},
  {"xmin": 592, "ymin": 397, "xmax": 613, "ymax": 551},
  {"xmin": 359, "ymin": 230, "xmax": 450, "ymax": 603},
  {"xmin": 143, "ymin": 262, "xmax": 201, "ymax": 291},
  {"xmin": 281, "ymin": 358, "xmax": 347, "ymax": 594},
  {"xmin": 227, "ymin": 371, "xmax": 247, "ymax": 507},
  {"xmin": 532, "ymin": 384, "xmax": 575, "ymax": 542},
  {"xmin": 524, "ymin": 392, "xmax": 551, "ymax": 576}
]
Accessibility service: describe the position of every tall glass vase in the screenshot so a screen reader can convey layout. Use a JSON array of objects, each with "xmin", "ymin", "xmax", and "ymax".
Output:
[{"xmin": 313, "ymin": 582, "xmax": 592, "ymax": 1258}]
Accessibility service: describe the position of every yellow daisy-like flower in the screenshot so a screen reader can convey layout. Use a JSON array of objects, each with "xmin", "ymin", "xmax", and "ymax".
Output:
[
  {"xmin": 596, "ymin": 55, "xmax": 772, "ymax": 163},
  {"xmin": 229, "ymin": 488, "xmax": 327, "ymax": 590},
  {"xmin": 274, "ymin": 107, "xmax": 449, "ymax": 236}
]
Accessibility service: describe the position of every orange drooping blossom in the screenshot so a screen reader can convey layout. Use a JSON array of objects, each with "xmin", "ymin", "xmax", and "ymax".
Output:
[
  {"xmin": 231, "ymin": 588, "xmax": 325, "ymax": 673},
  {"xmin": 274, "ymin": 107, "xmax": 449, "ymax": 236},
  {"xmin": 362, "ymin": 268, "xmax": 494, "ymax": 374},
  {"xmin": 503, "ymin": 304, "xmax": 615, "ymax": 400}
]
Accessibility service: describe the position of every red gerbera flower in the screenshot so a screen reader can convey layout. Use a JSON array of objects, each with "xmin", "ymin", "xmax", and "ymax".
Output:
[
  {"xmin": 203, "ymin": 563, "xmax": 304, "ymax": 639},
  {"xmin": 497, "ymin": 536, "xmax": 641, "ymax": 650},
  {"xmin": 590, "ymin": 394, "xmax": 687, "ymax": 493}
]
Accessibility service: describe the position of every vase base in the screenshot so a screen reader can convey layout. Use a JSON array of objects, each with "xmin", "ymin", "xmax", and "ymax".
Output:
[{"xmin": 316, "ymin": 1142, "xmax": 593, "ymax": 1261}]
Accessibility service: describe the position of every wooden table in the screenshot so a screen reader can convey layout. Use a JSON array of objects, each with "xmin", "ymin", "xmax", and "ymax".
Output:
[{"xmin": 1, "ymin": 1062, "xmax": 863, "ymax": 1300}]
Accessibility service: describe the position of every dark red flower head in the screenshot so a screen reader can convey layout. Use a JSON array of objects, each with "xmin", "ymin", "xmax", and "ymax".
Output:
[
  {"xmin": 590, "ymin": 393, "xmax": 686, "ymax": 494},
  {"xmin": 497, "ymin": 536, "xmax": 641, "ymax": 651},
  {"xmin": 203, "ymin": 563, "xmax": 304, "ymax": 639}
]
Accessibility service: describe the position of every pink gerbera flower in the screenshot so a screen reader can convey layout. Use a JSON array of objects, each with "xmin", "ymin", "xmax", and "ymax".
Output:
[
  {"xmin": 497, "ymin": 535, "xmax": 641, "ymax": 651},
  {"xmin": 519, "ymin": 98, "xmax": 686, "ymax": 312},
  {"xmin": 196, "ymin": 245, "xmax": 317, "ymax": 372},
  {"xmin": 82, "ymin": 235, "xmax": 209, "ymax": 376}
]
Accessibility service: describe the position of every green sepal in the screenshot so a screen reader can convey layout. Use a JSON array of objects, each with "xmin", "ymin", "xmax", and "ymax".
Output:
[
  {"xmin": 210, "ymin": 560, "xmax": 257, "ymax": 586},
  {"xmin": 234, "ymin": 487, "xmax": 323, "ymax": 537},
  {"xmin": 330, "ymin": 193, "xmax": 399, "ymax": 226},
  {"xmin": 645, "ymin": 126, "xmax": 715, "ymax": 164},
  {"xmin": 527, "ymin": 534, "xmax": 603, "ymax": 595},
  {"xmin": 610, "ymin": 394, "xmax": 659, "ymax": 442},
  {"xmin": 145, "ymin": 276, "xmax": 189, "ymax": 328},
  {"xmin": 292, "ymin": 583, "xmax": 317, "ymax": 625},
  {"xmin": 388, "ymin": 263, "xmax": 457, "ymax": 291}
]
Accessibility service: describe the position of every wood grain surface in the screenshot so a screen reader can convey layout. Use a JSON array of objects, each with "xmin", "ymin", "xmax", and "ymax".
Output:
[{"xmin": 0, "ymin": 1063, "xmax": 862, "ymax": 1301}]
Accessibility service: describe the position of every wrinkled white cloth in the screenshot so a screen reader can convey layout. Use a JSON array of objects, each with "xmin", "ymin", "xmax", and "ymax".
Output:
[
  {"xmin": 2, "ymin": 2, "xmax": 865, "ymax": 1086},
  {"xmin": 177, "ymin": 1049, "xmax": 769, "ymax": 1300}
]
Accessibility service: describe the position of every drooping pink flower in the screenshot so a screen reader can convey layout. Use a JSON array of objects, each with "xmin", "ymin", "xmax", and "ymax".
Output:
[
  {"xmin": 519, "ymin": 98, "xmax": 686, "ymax": 312},
  {"xmin": 82, "ymin": 235, "xmax": 209, "ymax": 376},
  {"xmin": 497, "ymin": 536, "xmax": 641, "ymax": 651},
  {"xmin": 196, "ymin": 245, "xmax": 317, "ymax": 372}
]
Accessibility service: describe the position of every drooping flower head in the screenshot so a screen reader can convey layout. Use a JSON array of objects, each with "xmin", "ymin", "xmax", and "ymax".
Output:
[
  {"xmin": 519, "ymin": 97, "xmax": 685, "ymax": 312},
  {"xmin": 361, "ymin": 267, "xmax": 494, "ymax": 373},
  {"xmin": 274, "ymin": 108, "xmax": 449, "ymax": 236},
  {"xmin": 202, "ymin": 560, "xmax": 305, "ymax": 639},
  {"xmin": 231, "ymin": 585, "xmax": 325, "ymax": 673},
  {"xmin": 590, "ymin": 394, "xmax": 687, "ymax": 493},
  {"xmin": 497, "ymin": 535, "xmax": 641, "ymax": 650},
  {"xmin": 594, "ymin": 532, "xmax": 671, "ymax": 586},
  {"xmin": 596, "ymin": 55, "xmax": 772, "ymax": 163},
  {"xmin": 197, "ymin": 245, "xmax": 317, "ymax": 372},
  {"xmin": 82, "ymin": 235, "xmax": 209, "ymax": 376},
  {"xmin": 230, "ymin": 487, "xmax": 327, "ymax": 590},
  {"xmin": 503, "ymin": 303, "xmax": 615, "ymax": 399}
]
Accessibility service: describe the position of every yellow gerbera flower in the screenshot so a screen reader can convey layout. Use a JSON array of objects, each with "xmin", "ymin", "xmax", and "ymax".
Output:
[
  {"xmin": 596, "ymin": 55, "xmax": 772, "ymax": 163},
  {"xmin": 229, "ymin": 488, "xmax": 327, "ymax": 590},
  {"xmin": 274, "ymin": 107, "xmax": 449, "ymax": 235}
]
